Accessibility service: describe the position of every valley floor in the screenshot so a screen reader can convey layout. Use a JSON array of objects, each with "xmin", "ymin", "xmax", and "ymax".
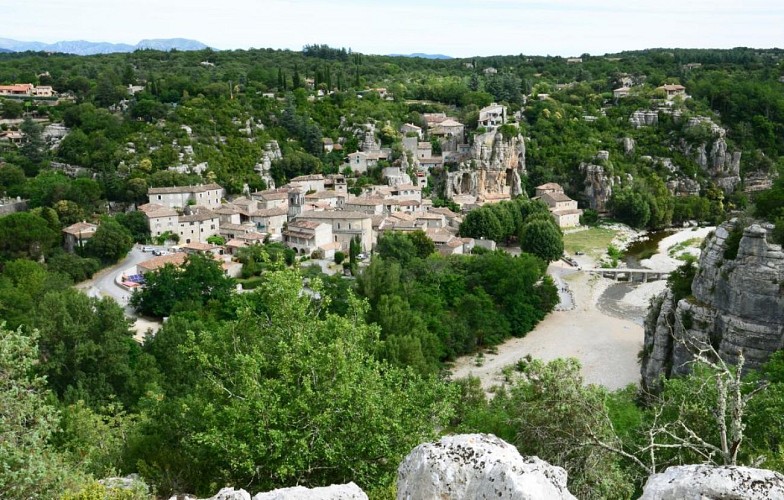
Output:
[{"xmin": 449, "ymin": 225, "xmax": 714, "ymax": 392}]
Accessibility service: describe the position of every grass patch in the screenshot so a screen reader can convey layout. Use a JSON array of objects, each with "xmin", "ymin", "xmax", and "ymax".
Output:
[
  {"xmin": 563, "ymin": 226, "xmax": 619, "ymax": 258},
  {"xmin": 668, "ymin": 238, "xmax": 701, "ymax": 260}
]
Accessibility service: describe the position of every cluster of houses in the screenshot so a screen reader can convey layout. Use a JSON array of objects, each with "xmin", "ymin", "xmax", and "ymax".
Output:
[
  {"xmin": 60, "ymin": 172, "xmax": 582, "ymax": 278},
  {"xmin": 613, "ymin": 83, "xmax": 688, "ymax": 101},
  {"xmin": 0, "ymin": 83, "xmax": 54, "ymax": 98}
]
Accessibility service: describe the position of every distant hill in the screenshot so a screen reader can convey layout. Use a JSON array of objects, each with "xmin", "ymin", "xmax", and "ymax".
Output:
[
  {"xmin": 0, "ymin": 48, "xmax": 13, "ymax": 54},
  {"xmin": 0, "ymin": 38, "xmax": 208, "ymax": 55},
  {"xmin": 387, "ymin": 53, "xmax": 453, "ymax": 60}
]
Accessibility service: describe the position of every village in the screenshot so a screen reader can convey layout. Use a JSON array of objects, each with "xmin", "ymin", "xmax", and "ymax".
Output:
[{"xmin": 50, "ymin": 99, "xmax": 582, "ymax": 287}]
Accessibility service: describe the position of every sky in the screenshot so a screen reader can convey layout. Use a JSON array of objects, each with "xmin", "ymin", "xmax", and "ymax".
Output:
[{"xmin": 2, "ymin": 0, "xmax": 783, "ymax": 57}]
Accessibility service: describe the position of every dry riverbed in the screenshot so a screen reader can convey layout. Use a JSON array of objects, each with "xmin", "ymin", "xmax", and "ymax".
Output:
[{"xmin": 449, "ymin": 225, "xmax": 714, "ymax": 392}]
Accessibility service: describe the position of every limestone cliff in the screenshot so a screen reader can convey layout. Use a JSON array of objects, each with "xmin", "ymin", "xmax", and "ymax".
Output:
[
  {"xmin": 682, "ymin": 116, "xmax": 741, "ymax": 193},
  {"xmin": 641, "ymin": 220, "xmax": 784, "ymax": 390},
  {"xmin": 254, "ymin": 140, "xmax": 282, "ymax": 189},
  {"xmin": 445, "ymin": 130, "xmax": 526, "ymax": 200}
]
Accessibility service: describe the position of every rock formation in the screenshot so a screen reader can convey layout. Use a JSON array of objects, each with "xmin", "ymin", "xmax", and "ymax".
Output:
[
  {"xmin": 682, "ymin": 116, "xmax": 741, "ymax": 193},
  {"xmin": 253, "ymin": 483, "xmax": 367, "ymax": 500},
  {"xmin": 640, "ymin": 464, "xmax": 784, "ymax": 499},
  {"xmin": 629, "ymin": 110, "xmax": 658, "ymax": 128},
  {"xmin": 642, "ymin": 221, "xmax": 784, "ymax": 390},
  {"xmin": 666, "ymin": 176, "xmax": 700, "ymax": 197},
  {"xmin": 174, "ymin": 484, "xmax": 367, "ymax": 500},
  {"xmin": 396, "ymin": 433, "xmax": 576, "ymax": 500},
  {"xmin": 445, "ymin": 130, "xmax": 526, "ymax": 200},
  {"xmin": 622, "ymin": 137, "xmax": 635, "ymax": 155},
  {"xmin": 255, "ymin": 140, "xmax": 282, "ymax": 189},
  {"xmin": 580, "ymin": 163, "xmax": 618, "ymax": 212}
]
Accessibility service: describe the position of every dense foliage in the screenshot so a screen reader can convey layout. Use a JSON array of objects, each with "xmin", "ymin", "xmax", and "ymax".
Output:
[{"xmin": 1, "ymin": 45, "xmax": 784, "ymax": 498}]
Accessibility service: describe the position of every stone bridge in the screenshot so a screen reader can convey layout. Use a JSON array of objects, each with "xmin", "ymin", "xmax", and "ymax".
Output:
[{"xmin": 585, "ymin": 267, "xmax": 671, "ymax": 283}]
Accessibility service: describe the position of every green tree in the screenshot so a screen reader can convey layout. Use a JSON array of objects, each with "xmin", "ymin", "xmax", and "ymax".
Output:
[
  {"xmin": 0, "ymin": 212, "xmax": 58, "ymax": 261},
  {"xmin": 0, "ymin": 324, "xmax": 82, "ymax": 497},
  {"xmin": 33, "ymin": 290, "xmax": 158, "ymax": 408},
  {"xmin": 19, "ymin": 116, "xmax": 46, "ymax": 172},
  {"xmin": 520, "ymin": 219, "xmax": 564, "ymax": 263},
  {"xmin": 85, "ymin": 218, "xmax": 133, "ymax": 264},
  {"xmin": 127, "ymin": 270, "xmax": 455, "ymax": 495}
]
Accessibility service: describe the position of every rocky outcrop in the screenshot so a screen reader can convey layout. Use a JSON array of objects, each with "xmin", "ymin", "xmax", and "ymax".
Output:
[
  {"xmin": 629, "ymin": 110, "xmax": 658, "ymax": 128},
  {"xmin": 640, "ymin": 464, "xmax": 784, "ymax": 499},
  {"xmin": 683, "ymin": 116, "xmax": 741, "ymax": 193},
  {"xmin": 175, "ymin": 484, "xmax": 367, "ymax": 500},
  {"xmin": 666, "ymin": 176, "xmax": 700, "ymax": 197},
  {"xmin": 745, "ymin": 170, "xmax": 776, "ymax": 194},
  {"xmin": 253, "ymin": 483, "xmax": 367, "ymax": 500},
  {"xmin": 580, "ymin": 163, "xmax": 620, "ymax": 212},
  {"xmin": 445, "ymin": 130, "xmax": 526, "ymax": 199},
  {"xmin": 642, "ymin": 221, "xmax": 784, "ymax": 390},
  {"xmin": 254, "ymin": 140, "xmax": 282, "ymax": 189},
  {"xmin": 396, "ymin": 434, "xmax": 576, "ymax": 500},
  {"xmin": 621, "ymin": 137, "xmax": 635, "ymax": 155},
  {"xmin": 207, "ymin": 488, "xmax": 250, "ymax": 500}
]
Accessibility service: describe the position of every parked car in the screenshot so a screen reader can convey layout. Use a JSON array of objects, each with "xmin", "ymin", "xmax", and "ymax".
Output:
[
  {"xmin": 142, "ymin": 246, "xmax": 154, "ymax": 253},
  {"xmin": 152, "ymin": 249, "xmax": 168, "ymax": 256}
]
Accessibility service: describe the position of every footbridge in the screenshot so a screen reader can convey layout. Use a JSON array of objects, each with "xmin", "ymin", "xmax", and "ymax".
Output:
[{"xmin": 585, "ymin": 267, "xmax": 671, "ymax": 283}]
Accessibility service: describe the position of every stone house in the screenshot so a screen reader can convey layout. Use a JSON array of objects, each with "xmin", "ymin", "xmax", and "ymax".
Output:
[
  {"xmin": 250, "ymin": 188, "xmax": 290, "ymax": 210},
  {"xmin": 248, "ymin": 207, "xmax": 288, "ymax": 237},
  {"xmin": 534, "ymin": 183, "xmax": 582, "ymax": 228},
  {"xmin": 147, "ymin": 183, "xmax": 224, "ymax": 209},
  {"xmin": 177, "ymin": 206, "xmax": 220, "ymax": 244},
  {"xmin": 62, "ymin": 221, "xmax": 98, "ymax": 252},
  {"xmin": 657, "ymin": 84, "xmax": 687, "ymax": 100},
  {"xmin": 400, "ymin": 123, "xmax": 423, "ymax": 139},
  {"xmin": 139, "ymin": 203, "xmax": 179, "ymax": 240},
  {"xmin": 137, "ymin": 252, "xmax": 188, "ymax": 274},
  {"xmin": 426, "ymin": 228, "xmax": 464, "ymax": 256},
  {"xmin": 613, "ymin": 87, "xmax": 631, "ymax": 99},
  {"xmin": 213, "ymin": 204, "xmax": 243, "ymax": 225},
  {"xmin": 297, "ymin": 210, "xmax": 374, "ymax": 252},
  {"xmin": 430, "ymin": 119, "xmax": 464, "ymax": 140},
  {"xmin": 0, "ymin": 84, "xmax": 33, "ymax": 96},
  {"xmin": 346, "ymin": 151, "xmax": 380, "ymax": 173},
  {"xmin": 478, "ymin": 104, "xmax": 507, "ymax": 129},
  {"xmin": 287, "ymin": 174, "xmax": 326, "ymax": 193},
  {"xmin": 305, "ymin": 190, "xmax": 341, "ymax": 208},
  {"xmin": 218, "ymin": 222, "xmax": 258, "ymax": 241},
  {"xmin": 344, "ymin": 196, "xmax": 387, "ymax": 215},
  {"xmin": 283, "ymin": 220, "xmax": 334, "ymax": 257},
  {"xmin": 322, "ymin": 138, "xmax": 334, "ymax": 153},
  {"xmin": 417, "ymin": 142, "xmax": 433, "ymax": 159}
]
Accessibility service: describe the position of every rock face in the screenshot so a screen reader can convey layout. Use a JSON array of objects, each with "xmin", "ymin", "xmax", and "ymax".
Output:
[
  {"xmin": 396, "ymin": 434, "xmax": 576, "ymax": 500},
  {"xmin": 640, "ymin": 464, "xmax": 784, "ymax": 499},
  {"xmin": 580, "ymin": 163, "xmax": 618, "ymax": 212},
  {"xmin": 445, "ymin": 130, "xmax": 526, "ymax": 199},
  {"xmin": 683, "ymin": 116, "xmax": 741, "ymax": 193},
  {"xmin": 201, "ymin": 487, "xmax": 250, "ymax": 500},
  {"xmin": 642, "ymin": 221, "xmax": 784, "ymax": 390},
  {"xmin": 629, "ymin": 110, "xmax": 658, "ymax": 128},
  {"xmin": 253, "ymin": 483, "xmax": 367, "ymax": 500},
  {"xmin": 666, "ymin": 176, "xmax": 701, "ymax": 197},
  {"xmin": 254, "ymin": 140, "xmax": 282, "ymax": 189}
]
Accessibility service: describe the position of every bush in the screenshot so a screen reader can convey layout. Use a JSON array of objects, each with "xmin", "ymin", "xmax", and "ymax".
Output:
[{"xmin": 334, "ymin": 251, "xmax": 346, "ymax": 265}]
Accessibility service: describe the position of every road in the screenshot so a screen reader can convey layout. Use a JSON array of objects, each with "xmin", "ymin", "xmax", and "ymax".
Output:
[{"xmin": 76, "ymin": 244, "xmax": 166, "ymax": 340}]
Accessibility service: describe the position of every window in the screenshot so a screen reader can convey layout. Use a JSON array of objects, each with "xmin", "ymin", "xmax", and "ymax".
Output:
[{"xmin": 157, "ymin": 195, "xmax": 161, "ymax": 200}]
